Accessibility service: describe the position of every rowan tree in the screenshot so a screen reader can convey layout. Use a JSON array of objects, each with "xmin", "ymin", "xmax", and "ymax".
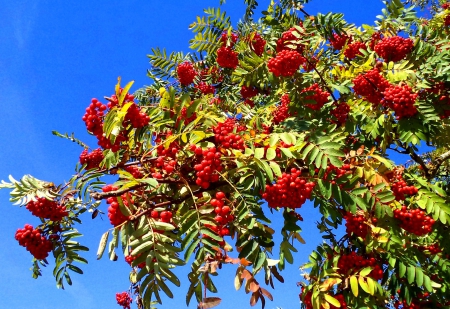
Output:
[{"xmin": 2, "ymin": 0, "xmax": 450, "ymax": 308}]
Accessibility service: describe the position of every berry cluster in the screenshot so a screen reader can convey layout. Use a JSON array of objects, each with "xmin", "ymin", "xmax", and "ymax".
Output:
[
  {"xmin": 124, "ymin": 165, "xmax": 143, "ymax": 179},
  {"xmin": 220, "ymin": 31, "xmax": 238, "ymax": 47},
  {"xmin": 268, "ymin": 50, "xmax": 305, "ymax": 77},
  {"xmin": 249, "ymin": 32, "xmax": 266, "ymax": 56},
  {"xmin": 273, "ymin": 94, "xmax": 291, "ymax": 124},
  {"xmin": 330, "ymin": 101, "xmax": 350, "ymax": 125},
  {"xmin": 276, "ymin": 27, "xmax": 304, "ymax": 53},
  {"xmin": 209, "ymin": 191, "xmax": 234, "ymax": 237},
  {"xmin": 177, "ymin": 62, "xmax": 197, "ymax": 86},
  {"xmin": 83, "ymin": 98, "xmax": 124, "ymax": 152},
  {"xmin": 330, "ymin": 33, "xmax": 352, "ymax": 50},
  {"xmin": 79, "ymin": 148, "xmax": 104, "ymax": 170},
  {"xmin": 337, "ymin": 252, "xmax": 384, "ymax": 280},
  {"xmin": 195, "ymin": 82, "xmax": 215, "ymax": 95},
  {"xmin": 344, "ymin": 212, "xmax": 368, "ymax": 238},
  {"xmin": 124, "ymin": 103, "xmax": 150, "ymax": 128},
  {"xmin": 241, "ymin": 85, "xmax": 259, "ymax": 99},
  {"xmin": 353, "ymin": 69, "xmax": 391, "ymax": 104},
  {"xmin": 102, "ymin": 185, "xmax": 131, "ymax": 226},
  {"xmin": 26, "ymin": 197, "xmax": 68, "ymax": 221},
  {"xmin": 369, "ymin": 32, "xmax": 383, "ymax": 50},
  {"xmin": 374, "ymin": 36, "xmax": 414, "ymax": 62},
  {"xmin": 217, "ymin": 46, "xmax": 239, "ymax": 69},
  {"xmin": 262, "ymin": 168, "xmax": 315, "ymax": 209},
  {"xmin": 394, "ymin": 207, "xmax": 435, "ymax": 236},
  {"xmin": 344, "ymin": 41, "xmax": 367, "ymax": 59},
  {"xmin": 191, "ymin": 145, "xmax": 223, "ymax": 189},
  {"xmin": 421, "ymin": 244, "xmax": 441, "ymax": 255},
  {"xmin": 150, "ymin": 209, "xmax": 173, "ymax": 223},
  {"xmin": 394, "ymin": 299, "xmax": 423, "ymax": 309},
  {"xmin": 391, "ymin": 178, "xmax": 418, "ymax": 201},
  {"xmin": 446, "ymin": 14, "xmax": 450, "ymax": 27},
  {"xmin": 382, "ymin": 85, "xmax": 418, "ymax": 119},
  {"xmin": 125, "ymin": 250, "xmax": 146, "ymax": 268},
  {"xmin": 15, "ymin": 224, "xmax": 53, "ymax": 259},
  {"xmin": 116, "ymin": 292, "xmax": 132, "ymax": 309},
  {"xmin": 302, "ymin": 83, "xmax": 329, "ymax": 110},
  {"xmin": 213, "ymin": 118, "xmax": 246, "ymax": 150}
]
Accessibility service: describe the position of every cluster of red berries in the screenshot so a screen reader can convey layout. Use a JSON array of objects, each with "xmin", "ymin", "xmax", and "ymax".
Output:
[
  {"xmin": 125, "ymin": 250, "xmax": 146, "ymax": 268},
  {"xmin": 15, "ymin": 224, "xmax": 54, "ymax": 259},
  {"xmin": 382, "ymin": 85, "xmax": 418, "ymax": 119},
  {"xmin": 369, "ymin": 32, "xmax": 383, "ymax": 50},
  {"xmin": 241, "ymin": 85, "xmax": 259, "ymax": 99},
  {"xmin": 249, "ymin": 32, "xmax": 266, "ymax": 56},
  {"xmin": 445, "ymin": 14, "xmax": 450, "ymax": 27},
  {"xmin": 177, "ymin": 62, "xmax": 197, "ymax": 86},
  {"xmin": 391, "ymin": 177, "xmax": 419, "ymax": 201},
  {"xmin": 82, "ymin": 98, "xmax": 123, "ymax": 151},
  {"xmin": 273, "ymin": 94, "xmax": 291, "ymax": 124},
  {"xmin": 213, "ymin": 119, "xmax": 246, "ymax": 150},
  {"xmin": 195, "ymin": 82, "xmax": 215, "ymax": 95},
  {"xmin": 79, "ymin": 148, "xmax": 104, "ymax": 170},
  {"xmin": 276, "ymin": 27, "xmax": 304, "ymax": 53},
  {"xmin": 353, "ymin": 69, "xmax": 391, "ymax": 104},
  {"xmin": 150, "ymin": 209, "xmax": 173, "ymax": 223},
  {"xmin": 220, "ymin": 31, "xmax": 238, "ymax": 47},
  {"xmin": 374, "ymin": 36, "xmax": 414, "ymax": 62},
  {"xmin": 394, "ymin": 207, "xmax": 435, "ymax": 236},
  {"xmin": 176, "ymin": 106, "xmax": 197, "ymax": 126},
  {"xmin": 191, "ymin": 145, "xmax": 223, "ymax": 189},
  {"xmin": 443, "ymin": 2, "xmax": 450, "ymax": 9},
  {"xmin": 102, "ymin": 185, "xmax": 130, "ymax": 226},
  {"xmin": 154, "ymin": 156, "xmax": 177, "ymax": 178},
  {"xmin": 124, "ymin": 103, "xmax": 150, "ymax": 128},
  {"xmin": 344, "ymin": 41, "xmax": 367, "ymax": 59},
  {"xmin": 330, "ymin": 33, "xmax": 352, "ymax": 50},
  {"xmin": 268, "ymin": 50, "xmax": 305, "ymax": 77},
  {"xmin": 323, "ymin": 163, "xmax": 352, "ymax": 182},
  {"xmin": 107, "ymin": 93, "xmax": 150, "ymax": 129},
  {"xmin": 217, "ymin": 46, "xmax": 239, "ymax": 69},
  {"xmin": 262, "ymin": 168, "xmax": 315, "ymax": 209},
  {"xmin": 302, "ymin": 83, "xmax": 329, "ymax": 110},
  {"xmin": 421, "ymin": 244, "xmax": 441, "ymax": 255},
  {"xmin": 330, "ymin": 101, "xmax": 350, "ymax": 125},
  {"xmin": 208, "ymin": 191, "xmax": 233, "ymax": 237},
  {"xmin": 26, "ymin": 197, "xmax": 68, "ymax": 221},
  {"xmin": 116, "ymin": 292, "xmax": 132, "ymax": 309},
  {"xmin": 124, "ymin": 165, "xmax": 143, "ymax": 179},
  {"xmin": 155, "ymin": 134, "xmax": 180, "ymax": 158},
  {"xmin": 337, "ymin": 251, "xmax": 384, "ymax": 280},
  {"xmin": 344, "ymin": 212, "xmax": 368, "ymax": 238}
]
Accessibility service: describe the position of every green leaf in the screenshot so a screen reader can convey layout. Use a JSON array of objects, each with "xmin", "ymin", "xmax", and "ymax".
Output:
[
  {"xmin": 407, "ymin": 266, "xmax": 415, "ymax": 284},
  {"xmin": 266, "ymin": 148, "xmax": 276, "ymax": 161},
  {"xmin": 254, "ymin": 148, "xmax": 265, "ymax": 159},
  {"xmin": 415, "ymin": 267, "xmax": 424, "ymax": 287}
]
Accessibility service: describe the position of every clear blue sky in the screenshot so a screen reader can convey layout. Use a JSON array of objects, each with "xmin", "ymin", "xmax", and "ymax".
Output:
[{"xmin": 0, "ymin": 1, "xmax": 416, "ymax": 308}]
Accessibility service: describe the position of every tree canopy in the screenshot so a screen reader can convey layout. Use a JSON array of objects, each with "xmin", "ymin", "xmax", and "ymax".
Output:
[{"xmin": 3, "ymin": 0, "xmax": 450, "ymax": 309}]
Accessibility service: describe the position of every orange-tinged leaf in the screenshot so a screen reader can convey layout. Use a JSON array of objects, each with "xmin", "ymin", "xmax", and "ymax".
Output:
[
  {"xmin": 240, "ymin": 258, "xmax": 252, "ymax": 266},
  {"xmin": 260, "ymin": 288, "xmax": 273, "ymax": 301},
  {"xmin": 198, "ymin": 297, "xmax": 221, "ymax": 309},
  {"xmin": 241, "ymin": 269, "xmax": 253, "ymax": 280},
  {"xmin": 249, "ymin": 279, "xmax": 260, "ymax": 292},
  {"xmin": 250, "ymin": 292, "xmax": 258, "ymax": 307},
  {"xmin": 319, "ymin": 278, "xmax": 342, "ymax": 291}
]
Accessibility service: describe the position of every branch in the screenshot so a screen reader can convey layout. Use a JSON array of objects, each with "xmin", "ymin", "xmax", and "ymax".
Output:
[
  {"xmin": 429, "ymin": 149, "xmax": 450, "ymax": 178},
  {"xmin": 407, "ymin": 146, "xmax": 430, "ymax": 177}
]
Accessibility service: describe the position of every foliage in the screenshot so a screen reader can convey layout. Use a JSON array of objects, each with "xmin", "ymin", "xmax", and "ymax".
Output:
[{"xmin": 3, "ymin": 0, "xmax": 450, "ymax": 309}]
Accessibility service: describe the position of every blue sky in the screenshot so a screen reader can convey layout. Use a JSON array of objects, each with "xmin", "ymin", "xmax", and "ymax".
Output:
[{"xmin": 0, "ymin": 1, "xmax": 416, "ymax": 309}]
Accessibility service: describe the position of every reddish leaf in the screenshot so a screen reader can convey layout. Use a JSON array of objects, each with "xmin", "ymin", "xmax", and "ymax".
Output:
[
  {"xmin": 249, "ymin": 279, "xmax": 260, "ymax": 292},
  {"xmin": 241, "ymin": 269, "xmax": 253, "ymax": 280},
  {"xmin": 260, "ymin": 287, "xmax": 273, "ymax": 301},
  {"xmin": 250, "ymin": 292, "xmax": 259, "ymax": 307},
  {"xmin": 198, "ymin": 297, "xmax": 222, "ymax": 309}
]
